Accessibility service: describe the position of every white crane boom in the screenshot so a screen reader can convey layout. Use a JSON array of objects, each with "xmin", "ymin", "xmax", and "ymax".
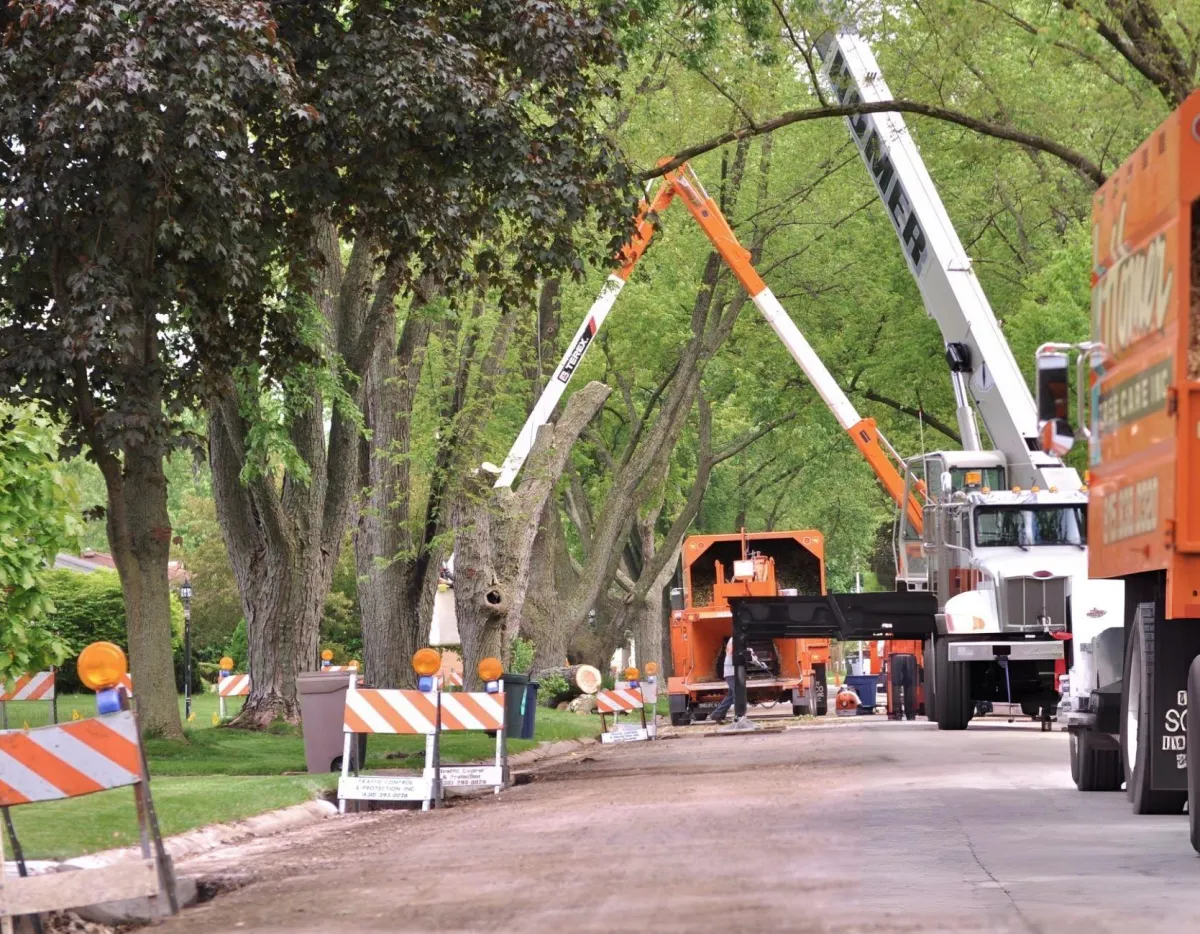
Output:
[{"xmin": 817, "ymin": 28, "xmax": 1081, "ymax": 491}]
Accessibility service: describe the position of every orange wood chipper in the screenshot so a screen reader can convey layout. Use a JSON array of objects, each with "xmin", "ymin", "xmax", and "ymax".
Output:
[{"xmin": 668, "ymin": 530, "xmax": 829, "ymax": 725}]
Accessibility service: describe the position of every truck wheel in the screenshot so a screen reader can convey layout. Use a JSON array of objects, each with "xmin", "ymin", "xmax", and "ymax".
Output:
[
  {"xmin": 1069, "ymin": 733, "xmax": 1081, "ymax": 785},
  {"xmin": 1076, "ymin": 732, "xmax": 1122, "ymax": 791},
  {"xmin": 792, "ymin": 704, "xmax": 806, "ymax": 717},
  {"xmin": 934, "ymin": 638, "xmax": 971, "ymax": 731},
  {"xmin": 923, "ymin": 638, "xmax": 937, "ymax": 722},
  {"xmin": 1188, "ymin": 657, "xmax": 1200, "ymax": 853},
  {"xmin": 670, "ymin": 710, "xmax": 692, "ymax": 727},
  {"xmin": 1121, "ymin": 609, "xmax": 1187, "ymax": 814}
]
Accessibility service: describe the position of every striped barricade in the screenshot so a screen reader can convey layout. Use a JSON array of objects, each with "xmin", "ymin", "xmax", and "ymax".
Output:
[
  {"xmin": 597, "ymin": 687, "xmax": 653, "ymax": 744},
  {"xmin": 339, "ymin": 679, "xmax": 441, "ymax": 812},
  {"xmin": 425, "ymin": 690, "xmax": 506, "ymax": 795},
  {"xmin": 436, "ymin": 669, "xmax": 464, "ymax": 691},
  {"xmin": 337, "ymin": 674, "xmax": 508, "ymax": 814},
  {"xmin": 0, "ymin": 672, "xmax": 57, "ymax": 728},
  {"xmin": 0, "ymin": 709, "xmax": 176, "ymax": 925},
  {"xmin": 217, "ymin": 673, "xmax": 251, "ymax": 719}
]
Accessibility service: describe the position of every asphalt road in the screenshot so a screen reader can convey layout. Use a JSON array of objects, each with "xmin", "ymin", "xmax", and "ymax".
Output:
[{"xmin": 165, "ymin": 716, "xmax": 1200, "ymax": 934}]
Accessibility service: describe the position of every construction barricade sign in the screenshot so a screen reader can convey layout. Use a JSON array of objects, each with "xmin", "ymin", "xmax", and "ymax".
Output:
[
  {"xmin": 0, "ymin": 708, "xmax": 176, "ymax": 923},
  {"xmin": 597, "ymin": 686, "xmax": 655, "ymax": 744},
  {"xmin": 0, "ymin": 671, "xmax": 58, "ymax": 728},
  {"xmin": 217, "ymin": 672, "xmax": 251, "ymax": 719},
  {"xmin": 338, "ymin": 672, "xmax": 507, "ymax": 813}
]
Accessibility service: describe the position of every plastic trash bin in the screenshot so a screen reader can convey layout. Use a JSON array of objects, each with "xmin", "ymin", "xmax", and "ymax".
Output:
[
  {"xmin": 520, "ymin": 681, "xmax": 540, "ymax": 740},
  {"xmin": 844, "ymin": 674, "xmax": 879, "ymax": 714},
  {"xmin": 298, "ymin": 671, "xmax": 365, "ymax": 773},
  {"xmin": 500, "ymin": 673, "xmax": 531, "ymax": 739}
]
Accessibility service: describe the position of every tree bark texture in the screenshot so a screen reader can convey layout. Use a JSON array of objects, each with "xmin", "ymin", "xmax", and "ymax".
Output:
[
  {"xmin": 355, "ymin": 277, "xmax": 443, "ymax": 688},
  {"xmin": 452, "ymin": 381, "xmax": 611, "ymax": 689},
  {"xmin": 98, "ymin": 442, "xmax": 183, "ymax": 739},
  {"xmin": 209, "ymin": 227, "xmax": 400, "ymax": 726}
]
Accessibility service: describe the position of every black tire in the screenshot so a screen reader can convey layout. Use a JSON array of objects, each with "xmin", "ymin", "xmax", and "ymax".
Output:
[
  {"xmin": 1121, "ymin": 608, "xmax": 1187, "ymax": 814},
  {"xmin": 792, "ymin": 704, "xmax": 806, "ymax": 717},
  {"xmin": 1069, "ymin": 732, "xmax": 1081, "ymax": 786},
  {"xmin": 934, "ymin": 638, "xmax": 971, "ymax": 731},
  {"xmin": 1076, "ymin": 732, "xmax": 1122, "ymax": 791},
  {"xmin": 1189, "ymin": 657, "xmax": 1200, "ymax": 853},
  {"xmin": 813, "ymin": 664, "xmax": 828, "ymax": 717},
  {"xmin": 670, "ymin": 710, "xmax": 693, "ymax": 727},
  {"xmin": 923, "ymin": 638, "xmax": 937, "ymax": 722}
]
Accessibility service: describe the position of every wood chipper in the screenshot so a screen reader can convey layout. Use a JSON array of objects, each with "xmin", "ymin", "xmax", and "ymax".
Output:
[{"xmin": 668, "ymin": 530, "xmax": 829, "ymax": 725}]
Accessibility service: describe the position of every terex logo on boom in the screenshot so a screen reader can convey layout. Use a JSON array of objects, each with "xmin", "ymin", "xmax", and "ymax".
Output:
[
  {"xmin": 558, "ymin": 318, "xmax": 597, "ymax": 383},
  {"xmin": 823, "ymin": 46, "xmax": 930, "ymax": 278}
]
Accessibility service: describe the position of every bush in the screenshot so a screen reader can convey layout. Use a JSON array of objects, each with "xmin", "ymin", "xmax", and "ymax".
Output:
[
  {"xmin": 43, "ymin": 569, "xmax": 185, "ymax": 693},
  {"xmin": 509, "ymin": 637, "xmax": 535, "ymax": 675},
  {"xmin": 538, "ymin": 673, "xmax": 570, "ymax": 707},
  {"xmin": 225, "ymin": 618, "xmax": 248, "ymax": 669}
]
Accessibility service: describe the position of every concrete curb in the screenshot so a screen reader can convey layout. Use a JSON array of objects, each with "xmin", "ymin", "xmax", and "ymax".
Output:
[{"xmin": 62, "ymin": 798, "xmax": 339, "ymax": 871}]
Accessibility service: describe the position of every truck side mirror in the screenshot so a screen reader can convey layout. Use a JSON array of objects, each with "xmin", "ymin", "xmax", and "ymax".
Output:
[{"xmin": 1035, "ymin": 351, "xmax": 1075, "ymax": 456}]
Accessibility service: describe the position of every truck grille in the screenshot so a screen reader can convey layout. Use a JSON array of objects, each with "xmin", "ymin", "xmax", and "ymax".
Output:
[{"xmin": 1004, "ymin": 576, "xmax": 1068, "ymax": 632}]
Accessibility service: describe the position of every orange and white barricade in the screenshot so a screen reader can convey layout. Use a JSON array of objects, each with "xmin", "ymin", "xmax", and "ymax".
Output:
[
  {"xmin": 338, "ymin": 675, "xmax": 441, "ymax": 812},
  {"xmin": 0, "ymin": 644, "xmax": 175, "ymax": 930},
  {"xmin": 217, "ymin": 673, "xmax": 251, "ymax": 719},
  {"xmin": 338, "ymin": 652, "xmax": 508, "ymax": 814},
  {"xmin": 426, "ymin": 688, "xmax": 506, "ymax": 795},
  {"xmin": 596, "ymin": 686, "xmax": 654, "ymax": 744},
  {"xmin": 438, "ymin": 670, "xmax": 464, "ymax": 691},
  {"xmin": 0, "ymin": 671, "xmax": 57, "ymax": 727}
]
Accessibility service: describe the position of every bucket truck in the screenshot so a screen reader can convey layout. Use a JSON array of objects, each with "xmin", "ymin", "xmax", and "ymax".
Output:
[
  {"xmin": 799, "ymin": 26, "xmax": 1124, "ymax": 736},
  {"xmin": 1035, "ymin": 92, "xmax": 1200, "ymax": 841}
]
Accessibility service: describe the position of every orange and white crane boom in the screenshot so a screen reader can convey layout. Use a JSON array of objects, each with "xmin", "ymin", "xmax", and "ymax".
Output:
[{"xmin": 494, "ymin": 161, "xmax": 927, "ymax": 533}]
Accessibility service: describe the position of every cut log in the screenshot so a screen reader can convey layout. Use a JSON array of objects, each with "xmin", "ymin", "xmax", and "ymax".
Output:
[{"xmin": 534, "ymin": 664, "xmax": 603, "ymax": 706}]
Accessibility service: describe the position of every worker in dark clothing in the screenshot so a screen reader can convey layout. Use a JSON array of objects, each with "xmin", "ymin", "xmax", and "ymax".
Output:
[{"xmin": 710, "ymin": 637, "xmax": 760, "ymax": 724}]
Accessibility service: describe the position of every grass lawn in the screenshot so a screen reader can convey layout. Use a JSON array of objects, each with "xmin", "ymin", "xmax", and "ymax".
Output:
[{"xmin": 2, "ymin": 689, "xmax": 603, "ymax": 859}]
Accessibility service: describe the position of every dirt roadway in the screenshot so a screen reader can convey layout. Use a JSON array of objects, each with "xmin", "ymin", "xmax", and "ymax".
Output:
[{"xmin": 163, "ymin": 717, "xmax": 1200, "ymax": 934}]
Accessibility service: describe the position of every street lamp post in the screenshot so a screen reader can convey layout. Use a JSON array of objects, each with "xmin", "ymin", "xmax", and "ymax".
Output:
[{"xmin": 180, "ymin": 576, "xmax": 193, "ymax": 719}]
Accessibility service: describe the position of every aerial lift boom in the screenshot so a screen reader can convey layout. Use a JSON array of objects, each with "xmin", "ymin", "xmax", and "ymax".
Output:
[
  {"xmin": 816, "ymin": 28, "xmax": 1081, "ymax": 492},
  {"xmin": 494, "ymin": 161, "xmax": 927, "ymax": 533}
]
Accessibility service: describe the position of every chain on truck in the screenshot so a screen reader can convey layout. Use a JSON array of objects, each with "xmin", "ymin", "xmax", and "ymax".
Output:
[{"xmin": 1035, "ymin": 89, "xmax": 1200, "ymax": 850}]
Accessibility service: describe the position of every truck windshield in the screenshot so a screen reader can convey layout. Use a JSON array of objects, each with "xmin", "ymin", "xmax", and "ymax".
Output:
[{"xmin": 973, "ymin": 506, "xmax": 1087, "ymax": 547}]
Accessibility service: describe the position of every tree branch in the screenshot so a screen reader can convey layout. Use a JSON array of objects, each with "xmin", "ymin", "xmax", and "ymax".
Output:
[{"xmin": 646, "ymin": 99, "xmax": 1106, "ymax": 187}]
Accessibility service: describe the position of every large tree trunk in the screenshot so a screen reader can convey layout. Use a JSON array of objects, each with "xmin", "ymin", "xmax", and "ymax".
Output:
[
  {"xmin": 355, "ymin": 277, "xmax": 441, "ymax": 689},
  {"xmin": 99, "ymin": 443, "xmax": 183, "ymax": 739},
  {"xmin": 208, "ymin": 230, "xmax": 399, "ymax": 727},
  {"xmin": 524, "ymin": 500, "xmax": 584, "ymax": 671},
  {"xmin": 453, "ymin": 382, "xmax": 611, "ymax": 688}
]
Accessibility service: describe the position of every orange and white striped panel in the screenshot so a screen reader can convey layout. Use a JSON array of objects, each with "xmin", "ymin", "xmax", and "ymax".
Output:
[
  {"xmin": 596, "ymin": 688, "xmax": 643, "ymax": 714},
  {"xmin": 0, "ymin": 671, "xmax": 56, "ymax": 702},
  {"xmin": 343, "ymin": 689, "xmax": 440, "ymax": 735},
  {"xmin": 218, "ymin": 674, "xmax": 251, "ymax": 697},
  {"xmin": 326, "ymin": 665, "xmax": 358, "ymax": 672},
  {"xmin": 439, "ymin": 692, "xmax": 505, "ymax": 732},
  {"xmin": 0, "ymin": 711, "xmax": 142, "ymax": 807}
]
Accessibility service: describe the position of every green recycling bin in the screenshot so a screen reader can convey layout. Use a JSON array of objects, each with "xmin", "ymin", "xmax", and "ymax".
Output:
[{"xmin": 501, "ymin": 673, "xmax": 534, "ymax": 739}]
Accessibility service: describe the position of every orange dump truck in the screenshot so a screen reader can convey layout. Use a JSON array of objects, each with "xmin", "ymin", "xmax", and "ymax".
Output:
[{"xmin": 667, "ymin": 531, "xmax": 829, "ymax": 725}]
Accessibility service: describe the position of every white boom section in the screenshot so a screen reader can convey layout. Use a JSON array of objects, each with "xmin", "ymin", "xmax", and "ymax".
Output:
[
  {"xmin": 494, "ymin": 275, "xmax": 624, "ymax": 488},
  {"xmin": 751, "ymin": 289, "xmax": 860, "ymax": 429},
  {"xmin": 817, "ymin": 29, "xmax": 1080, "ymax": 491}
]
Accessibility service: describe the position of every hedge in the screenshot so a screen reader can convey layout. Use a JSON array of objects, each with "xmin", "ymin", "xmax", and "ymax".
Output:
[{"xmin": 42, "ymin": 569, "xmax": 186, "ymax": 693}]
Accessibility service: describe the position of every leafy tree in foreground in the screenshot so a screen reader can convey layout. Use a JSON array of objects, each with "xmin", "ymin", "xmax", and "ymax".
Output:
[
  {"xmin": 0, "ymin": 1, "xmax": 304, "ymax": 737},
  {"xmin": 206, "ymin": 0, "xmax": 636, "ymax": 721},
  {"xmin": 0, "ymin": 404, "xmax": 81, "ymax": 684}
]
